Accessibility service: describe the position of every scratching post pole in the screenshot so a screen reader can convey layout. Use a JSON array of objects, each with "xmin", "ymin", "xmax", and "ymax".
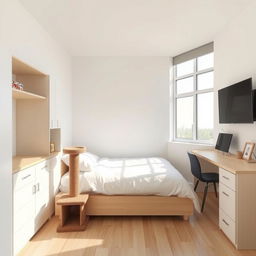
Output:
[
  {"xmin": 63, "ymin": 147, "xmax": 86, "ymax": 197},
  {"xmin": 69, "ymin": 153, "xmax": 79, "ymax": 197}
]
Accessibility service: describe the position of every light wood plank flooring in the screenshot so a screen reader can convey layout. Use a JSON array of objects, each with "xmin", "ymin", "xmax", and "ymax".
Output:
[{"xmin": 18, "ymin": 193, "xmax": 256, "ymax": 256}]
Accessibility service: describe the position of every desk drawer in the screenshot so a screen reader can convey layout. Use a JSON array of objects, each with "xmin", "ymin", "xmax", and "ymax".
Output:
[
  {"xmin": 219, "ymin": 209, "xmax": 236, "ymax": 245},
  {"xmin": 219, "ymin": 183, "xmax": 236, "ymax": 221},
  {"xmin": 220, "ymin": 168, "xmax": 236, "ymax": 191}
]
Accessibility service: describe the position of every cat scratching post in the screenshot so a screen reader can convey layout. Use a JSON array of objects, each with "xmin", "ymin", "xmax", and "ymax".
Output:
[
  {"xmin": 63, "ymin": 146, "xmax": 86, "ymax": 197},
  {"xmin": 63, "ymin": 147, "xmax": 86, "ymax": 197},
  {"xmin": 57, "ymin": 146, "xmax": 89, "ymax": 232}
]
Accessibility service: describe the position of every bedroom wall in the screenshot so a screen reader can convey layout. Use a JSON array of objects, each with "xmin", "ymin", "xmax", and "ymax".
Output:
[
  {"xmin": 214, "ymin": 0, "xmax": 256, "ymax": 153},
  {"xmin": 168, "ymin": 1, "xmax": 256, "ymax": 184},
  {"xmin": 72, "ymin": 57, "xmax": 169, "ymax": 158},
  {"xmin": 0, "ymin": 0, "xmax": 72, "ymax": 255}
]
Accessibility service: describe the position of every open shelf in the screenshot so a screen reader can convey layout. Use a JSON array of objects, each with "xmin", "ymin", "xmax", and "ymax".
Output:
[
  {"xmin": 12, "ymin": 57, "xmax": 50, "ymax": 157},
  {"xmin": 12, "ymin": 89, "xmax": 46, "ymax": 100},
  {"xmin": 12, "ymin": 57, "xmax": 45, "ymax": 76}
]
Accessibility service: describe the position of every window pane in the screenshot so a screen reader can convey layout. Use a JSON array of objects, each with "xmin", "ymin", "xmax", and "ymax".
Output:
[
  {"xmin": 176, "ymin": 76, "xmax": 193, "ymax": 95},
  {"xmin": 197, "ymin": 71, "xmax": 214, "ymax": 90},
  {"xmin": 176, "ymin": 60, "xmax": 194, "ymax": 77},
  {"xmin": 176, "ymin": 96, "xmax": 193, "ymax": 139},
  {"xmin": 197, "ymin": 52, "xmax": 214, "ymax": 71},
  {"xmin": 197, "ymin": 92, "xmax": 213, "ymax": 141}
]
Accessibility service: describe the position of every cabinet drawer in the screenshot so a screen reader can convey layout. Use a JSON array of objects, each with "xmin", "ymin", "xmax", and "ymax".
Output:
[
  {"xmin": 13, "ymin": 166, "xmax": 35, "ymax": 191},
  {"xmin": 219, "ymin": 209, "xmax": 236, "ymax": 245},
  {"xmin": 219, "ymin": 168, "xmax": 236, "ymax": 191},
  {"xmin": 219, "ymin": 183, "xmax": 236, "ymax": 221}
]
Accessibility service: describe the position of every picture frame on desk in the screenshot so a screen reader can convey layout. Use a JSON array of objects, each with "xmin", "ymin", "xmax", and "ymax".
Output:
[{"xmin": 242, "ymin": 142, "xmax": 255, "ymax": 160}]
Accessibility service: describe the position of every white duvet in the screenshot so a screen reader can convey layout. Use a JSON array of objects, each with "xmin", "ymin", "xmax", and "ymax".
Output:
[{"xmin": 60, "ymin": 157, "xmax": 200, "ymax": 211}]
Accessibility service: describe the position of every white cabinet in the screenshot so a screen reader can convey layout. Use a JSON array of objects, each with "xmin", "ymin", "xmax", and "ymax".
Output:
[
  {"xmin": 219, "ymin": 167, "xmax": 256, "ymax": 249},
  {"xmin": 13, "ymin": 167, "xmax": 36, "ymax": 251},
  {"xmin": 34, "ymin": 161, "xmax": 50, "ymax": 233},
  {"xmin": 13, "ymin": 160, "xmax": 50, "ymax": 255},
  {"xmin": 13, "ymin": 154, "xmax": 62, "ymax": 255},
  {"xmin": 219, "ymin": 169, "xmax": 237, "ymax": 246}
]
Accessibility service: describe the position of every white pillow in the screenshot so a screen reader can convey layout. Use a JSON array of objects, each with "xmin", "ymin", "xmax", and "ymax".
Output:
[{"xmin": 62, "ymin": 152, "xmax": 100, "ymax": 172}]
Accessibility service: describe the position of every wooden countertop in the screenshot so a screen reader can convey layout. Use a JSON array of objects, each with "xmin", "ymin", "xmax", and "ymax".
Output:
[
  {"xmin": 12, "ymin": 152, "xmax": 61, "ymax": 174},
  {"xmin": 192, "ymin": 149, "xmax": 256, "ymax": 174}
]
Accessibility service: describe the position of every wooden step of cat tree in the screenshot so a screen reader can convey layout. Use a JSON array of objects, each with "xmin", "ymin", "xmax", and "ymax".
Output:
[
  {"xmin": 57, "ymin": 146, "xmax": 88, "ymax": 232},
  {"xmin": 57, "ymin": 194, "xmax": 89, "ymax": 232}
]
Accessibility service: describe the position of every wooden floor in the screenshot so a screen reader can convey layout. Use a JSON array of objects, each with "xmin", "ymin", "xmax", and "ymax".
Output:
[{"xmin": 18, "ymin": 193, "xmax": 256, "ymax": 256}]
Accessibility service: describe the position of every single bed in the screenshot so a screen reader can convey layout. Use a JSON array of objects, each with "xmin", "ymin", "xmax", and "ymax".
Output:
[{"xmin": 58, "ymin": 153, "xmax": 199, "ymax": 219}]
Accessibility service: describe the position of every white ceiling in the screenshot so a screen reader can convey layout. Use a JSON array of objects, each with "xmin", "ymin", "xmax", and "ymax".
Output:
[{"xmin": 20, "ymin": 0, "xmax": 252, "ymax": 56}]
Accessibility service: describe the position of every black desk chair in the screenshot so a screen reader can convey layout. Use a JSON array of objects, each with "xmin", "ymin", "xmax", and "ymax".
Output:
[{"xmin": 187, "ymin": 152, "xmax": 219, "ymax": 212}]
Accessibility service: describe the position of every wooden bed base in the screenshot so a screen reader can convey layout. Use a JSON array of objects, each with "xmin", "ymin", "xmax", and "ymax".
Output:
[
  {"xmin": 58, "ymin": 160, "xmax": 194, "ymax": 219},
  {"xmin": 55, "ymin": 192, "xmax": 193, "ymax": 219}
]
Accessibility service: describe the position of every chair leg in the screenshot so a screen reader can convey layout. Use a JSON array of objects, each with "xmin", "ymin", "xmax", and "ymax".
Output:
[
  {"xmin": 194, "ymin": 180, "xmax": 199, "ymax": 192},
  {"xmin": 201, "ymin": 183, "xmax": 208, "ymax": 213},
  {"xmin": 213, "ymin": 182, "xmax": 218, "ymax": 198}
]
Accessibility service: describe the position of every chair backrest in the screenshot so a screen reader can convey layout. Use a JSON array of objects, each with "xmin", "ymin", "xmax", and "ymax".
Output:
[{"xmin": 187, "ymin": 152, "xmax": 202, "ymax": 180}]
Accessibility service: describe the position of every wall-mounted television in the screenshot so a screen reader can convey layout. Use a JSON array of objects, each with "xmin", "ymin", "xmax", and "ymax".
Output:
[{"xmin": 218, "ymin": 78, "xmax": 254, "ymax": 123}]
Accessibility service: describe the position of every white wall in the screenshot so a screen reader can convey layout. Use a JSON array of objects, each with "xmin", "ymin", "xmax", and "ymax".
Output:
[
  {"xmin": 72, "ymin": 57, "xmax": 169, "ymax": 158},
  {"xmin": 0, "ymin": 6, "xmax": 13, "ymax": 252},
  {"xmin": 0, "ymin": 0, "xmax": 72, "ymax": 255},
  {"xmin": 168, "ymin": 1, "xmax": 256, "ymax": 184},
  {"xmin": 214, "ymin": 1, "xmax": 256, "ymax": 153},
  {"xmin": 168, "ymin": 142, "xmax": 216, "ymax": 183}
]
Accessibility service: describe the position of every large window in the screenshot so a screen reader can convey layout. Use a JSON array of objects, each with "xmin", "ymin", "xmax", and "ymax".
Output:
[{"xmin": 173, "ymin": 50, "xmax": 214, "ymax": 143}]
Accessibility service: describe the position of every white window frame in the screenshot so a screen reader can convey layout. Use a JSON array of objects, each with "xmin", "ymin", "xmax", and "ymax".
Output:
[{"xmin": 173, "ymin": 56, "xmax": 214, "ymax": 144}]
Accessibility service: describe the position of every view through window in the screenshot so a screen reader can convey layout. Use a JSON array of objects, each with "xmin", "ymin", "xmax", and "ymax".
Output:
[{"xmin": 174, "ymin": 52, "xmax": 214, "ymax": 143}]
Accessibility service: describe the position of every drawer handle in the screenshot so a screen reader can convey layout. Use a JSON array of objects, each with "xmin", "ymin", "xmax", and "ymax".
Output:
[
  {"xmin": 222, "ymin": 175, "xmax": 230, "ymax": 180},
  {"xmin": 22, "ymin": 174, "xmax": 31, "ymax": 180},
  {"xmin": 32, "ymin": 185, "xmax": 36, "ymax": 194},
  {"xmin": 222, "ymin": 219, "xmax": 229, "ymax": 226},
  {"xmin": 222, "ymin": 191, "xmax": 229, "ymax": 197}
]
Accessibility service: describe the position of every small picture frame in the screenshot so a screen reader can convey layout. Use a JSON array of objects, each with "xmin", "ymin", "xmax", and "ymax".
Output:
[{"xmin": 242, "ymin": 142, "xmax": 255, "ymax": 160}]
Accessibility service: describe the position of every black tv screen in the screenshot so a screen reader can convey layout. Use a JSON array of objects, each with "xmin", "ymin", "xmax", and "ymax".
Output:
[
  {"xmin": 215, "ymin": 133, "xmax": 233, "ymax": 153},
  {"xmin": 218, "ymin": 78, "xmax": 253, "ymax": 123}
]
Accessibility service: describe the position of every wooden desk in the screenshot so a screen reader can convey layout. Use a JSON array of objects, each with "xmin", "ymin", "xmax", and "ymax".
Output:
[
  {"xmin": 192, "ymin": 149, "xmax": 256, "ymax": 174},
  {"xmin": 192, "ymin": 149, "xmax": 256, "ymax": 250}
]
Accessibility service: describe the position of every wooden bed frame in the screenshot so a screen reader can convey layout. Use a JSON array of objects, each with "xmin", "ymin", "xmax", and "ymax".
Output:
[{"xmin": 56, "ymin": 161, "xmax": 194, "ymax": 220}]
